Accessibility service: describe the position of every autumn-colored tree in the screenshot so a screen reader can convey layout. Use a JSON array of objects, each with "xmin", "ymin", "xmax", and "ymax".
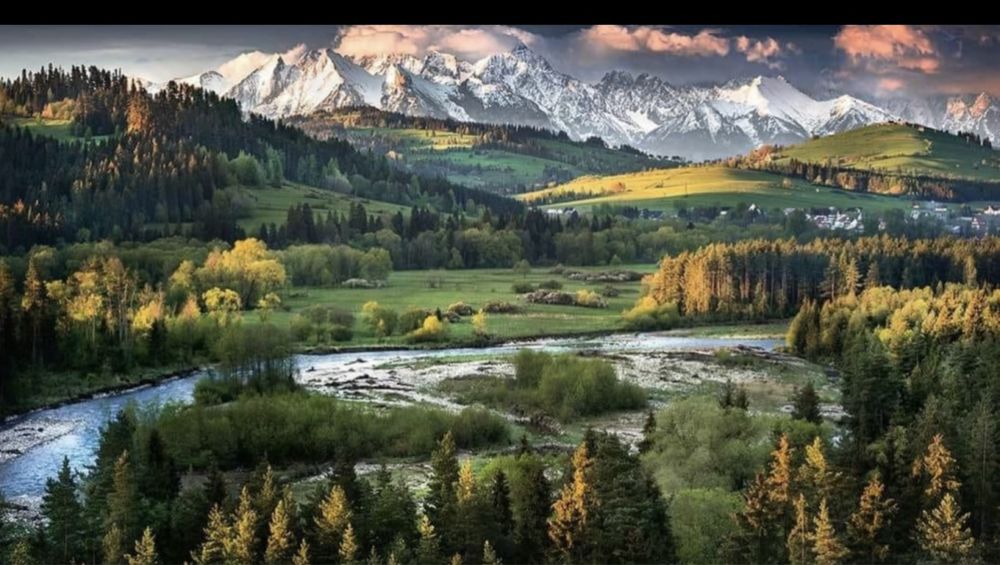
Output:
[
  {"xmin": 20, "ymin": 258, "xmax": 46, "ymax": 364},
  {"xmin": 105, "ymin": 451, "xmax": 140, "ymax": 552},
  {"xmin": 482, "ymin": 540, "xmax": 501, "ymax": 565},
  {"xmin": 547, "ymin": 441, "xmax": 592, "ymax": 562},
  {"xmin": 339, "ymin": 523, "xmax": 359, "ymax": 564},
  {"xmin": 916, "ymin": 493, "xmax": 974, "ymax": 562},
  {"xmin": 766, "ymin": 434, "xmax": 794, "ymax": 507},
  {"xmin": 125, "ymin": 527, "xmax": 158, "ymax": 565},
  {"xmin": 416, "ymin": 514, "xmax": 441, "ymax": 565},
  {"xmin": 229, "ymin": 486, "xmax": 259, "ymax": 564},
  {"xmin": 787, "ymin": 494, "xmax": 812, "ymax": 565},
  {"xmin": 472, "ymin": 309, "xmax": 487, "ymax": 337},
  {"xmin": 812, "ymin": 499, "xmax": 848, "ymax": 565},
  {"xmin": 847, "ymin": 473, "xmax": 895, "ymax": 563},
  {"xmin": 315, "ymin": 483, "xmax": 352, "ymax": 560},
  {"xmin": 192, "ymin": 504, "xmax": 231, "ymax": 565},
  {"xmin": 264, "ymin": 499, "xmax": 295, "ymax": 565},
  {"xmin": 103, "ymin": 524, "xmax": 126, "ymax": 565},
  {"xmin": 291, "ymin": 540, "xmax": 311, "ymax": 565}
]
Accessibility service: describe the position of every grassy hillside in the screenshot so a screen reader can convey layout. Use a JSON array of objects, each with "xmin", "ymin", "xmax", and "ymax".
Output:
[
  {"xmin": 517, "ymin": 165, "xmax": 918, "ymax": 213},
  {"xmin": 772, "ymin": 123, "xmax": 1000, "ymax": 181},
  {"xmin": 7, "ymin": 116, "xmax": 112, "ymax": 143},
  {"xmin": 237, "ymin": 182, "xmax": 412, "ymax": 230},
  {"xmin": 289, "ymin": 109, "xmax": 673, "ymax": 194}
]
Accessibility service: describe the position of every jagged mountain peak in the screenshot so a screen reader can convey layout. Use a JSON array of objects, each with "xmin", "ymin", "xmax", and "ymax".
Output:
[{"xmin": 182, "ymin": 43, "xmax": 996, "ymax": 160}]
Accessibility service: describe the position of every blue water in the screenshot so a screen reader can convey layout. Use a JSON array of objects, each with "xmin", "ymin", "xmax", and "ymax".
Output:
[{"xmin": 0, "ymin": 333, "xmax": 780, "ymax": 499}]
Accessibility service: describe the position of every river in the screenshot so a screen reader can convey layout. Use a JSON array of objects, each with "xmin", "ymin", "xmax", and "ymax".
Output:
[{"xmin": 0, "ymin": 332, "xmax": 780, "ymax": 502}]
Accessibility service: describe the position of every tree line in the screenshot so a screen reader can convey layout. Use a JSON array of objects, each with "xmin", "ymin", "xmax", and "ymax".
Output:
[
  {"xmin": 631, "ymin": 235, "xmax": 1000, "ymax": 323},
  {"xmin": 0, "ymin": 66, "xmax": 521, "ymax": 253}
]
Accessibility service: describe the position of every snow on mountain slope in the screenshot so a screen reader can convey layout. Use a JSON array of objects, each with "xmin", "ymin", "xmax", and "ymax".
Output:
[{"xmin": 171, "ymin": 42, "xmax": 998, "ymax": 159}]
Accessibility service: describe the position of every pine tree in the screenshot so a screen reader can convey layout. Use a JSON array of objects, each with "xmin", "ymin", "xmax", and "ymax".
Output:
[
  {"xmin": 229, "ymin": 486, "xmax": 259, "ymax": 565},
  {"xmin": 787, "ymin": 494, "xmax": 812, "ymax": 565},
  {"xmin": 792, "ymin": 383, "xmax": 822, "ymax": 424},
  {"xmin": 125, "ymin": 527, "xmax": 158, "ymax": 565},
  {"xmin": 41, "ymin": 457, "xmax": 84, "ymax": 563},
  {"xmin": 291, "ymin": 540, "xmax": 311, "ymax": 565},
  {"xmin": 513, "ymin": 461, "xmax": 550, "ymax": 564},
  {"xmin": 812, "ymin": 499, "xmax": 848, "ymax": 565},
  {"xmin": 416, "ymin": 514, "xmax": 441, "ymax": 565},
  {"xmin": 339, "ymin": 523, "xmax": 359, "ymax": 564},
  {"xmin": 547, "ymin": 441, "xmax": 592, "ymax": 562},
  {"xmin": 847, "ymin": 473, "xmax": 895, "ymax": 563},
  {"xmin": 193, "ymin": 504, "xmax": 231, "ymax": 565},
  {"xmin": 264, "ymin": 499, "xmax": 295, "ymax": 565},
  {"xmin": 427, "ymin": 431, "xmax": 460, "ymax": 549},
  {"xmin": 916, "ymin": 493, "xmax": 974, "ymax": 562}
]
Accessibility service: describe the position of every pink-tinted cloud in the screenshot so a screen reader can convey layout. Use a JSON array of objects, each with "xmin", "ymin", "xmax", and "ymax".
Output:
[
  {"xmin": 735, "ymin": 36, "xmax": 785, "ymax": 69},
  {"xmin": 834, "ymin": 25, "xmax": 940, "ymax": 74},
  {"xmin": 333, "ymin": 25, "xmax": 538, "ymax": 60},
  {"xmin": 582, "ymin": 26, "xmax": 730, "ymax": 57},
  {"xmin": 877, "ymin": 77, "xmax": 906, "ymax": 92}
]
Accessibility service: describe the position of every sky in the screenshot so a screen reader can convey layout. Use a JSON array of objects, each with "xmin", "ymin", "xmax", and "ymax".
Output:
[{"xmin": 1, "ymin": 25, "xmax": 998, "ymax": 100}]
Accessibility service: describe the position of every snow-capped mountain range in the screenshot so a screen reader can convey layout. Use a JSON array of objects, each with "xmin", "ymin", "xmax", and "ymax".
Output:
[{"xmin": 153, "ymin": 43, "xmax": 999, "ymax": 160}]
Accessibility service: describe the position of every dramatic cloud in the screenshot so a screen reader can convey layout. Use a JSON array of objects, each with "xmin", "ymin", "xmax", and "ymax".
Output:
[
  {"xmin": 834, "ymin": 25, "xmax": 940, "ymax": 74},
  {"xmin": 333, "ymin": 25, "xmax": 538, "ymax": 60},
  {"xmin": 581, "ymin": 26, "xmax": 729, "ymax": 57},
  {"xmin": 735, "ymin": 36, "xmax": 785, "ymax": 69}
]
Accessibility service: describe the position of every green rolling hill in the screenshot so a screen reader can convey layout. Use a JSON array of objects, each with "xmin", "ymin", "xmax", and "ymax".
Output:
[
  {"xmin": 770, "ymin": 123, "xmax": 1000, "ymax": 181},
  {"xmin": 287, "ymin": 108, "xmax": 677, "ymax": 195}
]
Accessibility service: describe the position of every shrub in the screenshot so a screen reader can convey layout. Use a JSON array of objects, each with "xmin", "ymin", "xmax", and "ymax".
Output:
[
  {"xmin": 575, "ymin": 289, "xmax": 608, "ymax": 308},
  {"xmin": 537, "ymin": 279, "xmax": 563, "ymax": 290},
  {"xmin": 482, "ymin": 300, "xmax": 522, "ymax": 314},
  {"xmin": 362, "ymin": 301, "xmax": 398, "ymax": 337},
  {"xmin": 407, "ymin": 315, "xmax": 449, "ymax": 343},
  {"xmin": 399, "ymin": 307, "xmax": 434, "ymax": 333},
  {"xmin": 511, "ymin": 282, "xmax": 535, "ymax": 294},
  {"xmin": 622, "ymin": 297, "xmax": 681, "ymax": 330},
  {"xmin": 447, "ymin": 302, "xmax": 475, "ymax": 317}
]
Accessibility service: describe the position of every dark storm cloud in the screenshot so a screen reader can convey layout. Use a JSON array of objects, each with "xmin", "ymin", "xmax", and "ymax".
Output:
[{"xmin": 0, "ymin": 25, "xmax": 996, "ymax": 99}]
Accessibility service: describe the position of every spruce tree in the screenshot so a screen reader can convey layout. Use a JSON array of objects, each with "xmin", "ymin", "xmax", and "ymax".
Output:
[
  {"xmin": 41, "ymin": 457, "xmax": 84, "ymax": 563},
  {"xmin": 792, "ymin": 383, "xmax": 822, "ymax": 424}
]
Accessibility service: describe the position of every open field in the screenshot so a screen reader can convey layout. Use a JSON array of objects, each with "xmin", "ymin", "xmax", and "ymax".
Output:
[
  {"xmin": 252, "ymin": 264, "xmax": 659, "ymax": 345},
  {"xmin": 773, "ymin": 123, "xmax": 1000, "ymax": 181},
  {"xmin": 517, "ymin": 165, "xmax": 920, "ymax": 213},
  {"xmin": 8, "ymin": 116, "xmax": 112, "ymax": 143}
]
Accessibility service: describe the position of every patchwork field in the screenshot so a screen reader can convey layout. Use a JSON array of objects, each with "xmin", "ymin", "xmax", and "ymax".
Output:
[{"xmin": 517, "ymin": 164, "xmax": 918, "ymax": 213}]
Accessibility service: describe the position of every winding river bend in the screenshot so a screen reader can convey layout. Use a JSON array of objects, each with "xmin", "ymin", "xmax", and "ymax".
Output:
[{"xmin": 0, "ymin": 333, "xmax": 780, "ymax": 501}]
